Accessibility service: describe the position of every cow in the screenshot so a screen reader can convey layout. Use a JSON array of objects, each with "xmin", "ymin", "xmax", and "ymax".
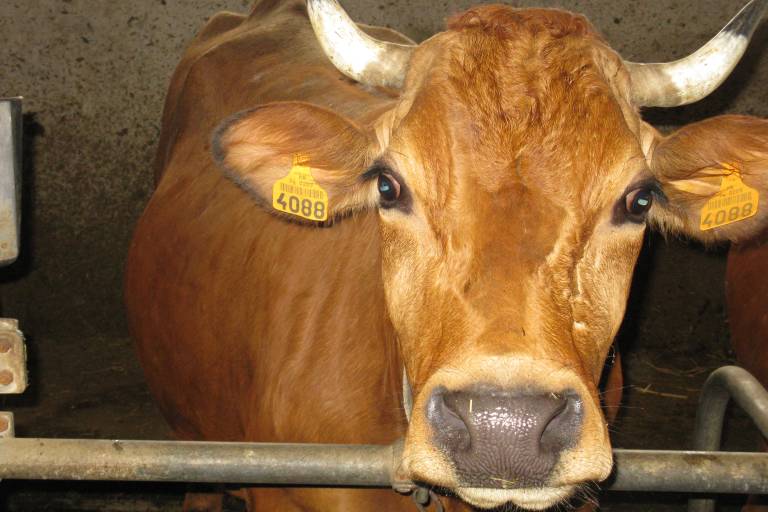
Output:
[
  {"xmin": 124, "ymin": 0, "xmax": 768, "ymax": 510},
  {"xmin": 728, "ymin": 239, "xmax": 768, "ymax": 389},
  {"xmin": 727, "ymin": 234, "xmax": 768, "ymax": 512}
]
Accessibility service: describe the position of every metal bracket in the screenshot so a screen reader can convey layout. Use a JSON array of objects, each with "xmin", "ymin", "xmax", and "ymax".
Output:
[
  {"xmin": 411, "ymin": 487, "xmax": 444, "ymax": 512},
  {"xmin": 0, "ymin": 318, "xmax": 27, "ymax": 442},
  {"xmin": 0, "ymin": 412, "xmax": 14, "ymax": 439},
  {"xmin": 0, "ymin": 97, "xmax": 24, "ymax": 447},
  {"xmin": 0, "ymin": 98, "xmax": 22, "ymax": 266},
  {"xmin": 0, "ymin": 318, "xmax": 26, "ymax": 396}
]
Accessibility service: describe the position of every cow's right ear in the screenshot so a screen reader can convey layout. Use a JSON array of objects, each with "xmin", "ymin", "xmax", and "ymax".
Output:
[
  {"xmin": 212, "ymin": 102, "xmax": 379, "ymax": 223},
  {"xmin": 649, "ymin": 115, "xmax": 768, "ymax": 244}
]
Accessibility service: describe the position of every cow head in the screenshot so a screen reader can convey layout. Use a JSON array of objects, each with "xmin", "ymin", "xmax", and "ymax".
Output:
[{"xmin": 213, "ymin": 1, "xmax": 768, "ymax": 509}]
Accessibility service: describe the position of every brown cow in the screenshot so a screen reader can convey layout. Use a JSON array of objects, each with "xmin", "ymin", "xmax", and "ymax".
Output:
[
  {"xmin": 728, "ymin": 237, "xmax": 768, "ymax": 388},
  {"xmin": 125, "ymin": 0, "xmax": 768, "ymax": 510},
  {"xmin": 727, "ymin": 233, "xmax": 768, "ymax": 512}
]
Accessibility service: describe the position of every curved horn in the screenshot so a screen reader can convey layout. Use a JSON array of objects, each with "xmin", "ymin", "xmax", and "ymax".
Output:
[
  {"xmin": 627, "ymin": 0, "xmax": 767, "ymax": 107},
  {"xmin": 307, "ymin": 0, "xmax": 416, "ymax": 88}
]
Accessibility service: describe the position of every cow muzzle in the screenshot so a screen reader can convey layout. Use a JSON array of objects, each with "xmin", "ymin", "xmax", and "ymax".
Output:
[
  {"xmin": 426, "ymin": 385, "xmax": 582, "ymax": 488},
  {"xmin": 400, "ymin": 358, "xmax": 612, "ymax": 510}
]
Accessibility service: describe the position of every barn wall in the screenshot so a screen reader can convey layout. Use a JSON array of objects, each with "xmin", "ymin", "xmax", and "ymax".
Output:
[
  {"xmin": 0, "ymin": 1, "xmax": 766, "ymax": 510},
  {"xmin": 0, "ymin": 0, "xmax": 765, "ymax": 437}
]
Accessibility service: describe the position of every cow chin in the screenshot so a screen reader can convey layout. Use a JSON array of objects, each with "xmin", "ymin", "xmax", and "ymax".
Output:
[{"xmin": 456, "ymin": 485, "xmax": 576, "ymax": 510}]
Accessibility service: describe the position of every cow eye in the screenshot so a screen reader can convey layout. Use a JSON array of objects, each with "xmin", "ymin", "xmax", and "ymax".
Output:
[
  {"xmin": 378, "ymin": 173, "xmax": 401, "ymax": 203},
  {"xmin": 624, "ymin": 187, "xmax": 653, "ymax": 221}
]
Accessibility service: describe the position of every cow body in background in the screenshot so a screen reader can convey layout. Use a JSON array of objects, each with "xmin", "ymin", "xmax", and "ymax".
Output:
[
  {"xmin": 125, "ymin": 0, "xmax": 768, "ymax": 510},
  {"xmin": 728, "ymin": 239, "xmax": 768, "ymax": 385},
  {"xmin": 727, "ymin": 237, "xmax": 768, "ymax": 512},
  {"xmin": 727, "ymin": 241, "xmax": 768, "ymax": 416}
]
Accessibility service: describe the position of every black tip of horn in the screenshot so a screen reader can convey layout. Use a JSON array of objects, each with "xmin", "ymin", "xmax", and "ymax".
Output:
[{"xmin": 724, "ymin": 0, "xmax": 768, "ymax": 39}]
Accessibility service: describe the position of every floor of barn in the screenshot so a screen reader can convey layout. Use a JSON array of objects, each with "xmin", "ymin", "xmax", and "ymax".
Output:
[{"xmin": 0, "ymin": 235, "xmax": 761, "ymax": 511}]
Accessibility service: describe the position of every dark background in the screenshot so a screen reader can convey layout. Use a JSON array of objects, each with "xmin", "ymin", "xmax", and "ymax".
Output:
[{"xmin": 0, "ymin": 0, "xmax": 766, "ymax": 510}]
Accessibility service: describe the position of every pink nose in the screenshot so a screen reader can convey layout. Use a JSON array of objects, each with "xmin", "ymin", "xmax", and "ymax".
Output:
[{"xmin": 426, "ymin": 385, "xmax": 583, "ymax": 487}]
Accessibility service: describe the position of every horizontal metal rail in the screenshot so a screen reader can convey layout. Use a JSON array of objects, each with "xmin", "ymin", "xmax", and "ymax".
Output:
[
  {"xmin": 612, "ymin": 450, "xmax": 768, "ymax": 493},
  {"xmin": 0, "ymin": 439, "xmax": 397, "ymax": 487},
  {"xmin": 1, "ymin": 438, "xmax": 768, "ymax": 494}
]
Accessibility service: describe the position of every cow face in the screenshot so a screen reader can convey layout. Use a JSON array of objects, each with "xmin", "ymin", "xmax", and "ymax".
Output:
[
  {"xmin": 213, "ymin": 3, "xmax": 768, "ymax": 510},
  {"xmin": 371, "ymin": 11, "xmax": 643, "ymax": 507}
]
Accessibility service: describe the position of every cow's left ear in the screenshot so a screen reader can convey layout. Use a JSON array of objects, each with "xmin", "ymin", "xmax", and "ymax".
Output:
[
  {"xmin": 649, "ymin": 115, "xmax": 768, "ymax": 243},
  {"xmin": 212, "ymin": 101, "xmax": 378, "ymax": 223}
]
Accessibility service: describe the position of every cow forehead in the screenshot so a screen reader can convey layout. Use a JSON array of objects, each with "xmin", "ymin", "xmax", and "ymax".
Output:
[{"xmin": 386, "ymin": 7, "xmax": 643, "ymax": 220}]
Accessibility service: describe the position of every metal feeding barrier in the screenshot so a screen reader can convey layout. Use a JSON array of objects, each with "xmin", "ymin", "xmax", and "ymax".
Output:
[
  {"xmin": 0, "ymin": 366, "xmax": 766, "ymax": 512},
  {"xmin": 0, "ymin": 438, "xmax": 767, "ymax": 495},
  {"xmin": 0, "ymin": 361, "xmax": 767, "ymax": 511},
  {"xmin": 689, "ymin": 366, "xmax": 768, "ymax": 511},
  {"xmin": 2, "ymin": 99, "xmax": 768, "ymax": 510}
]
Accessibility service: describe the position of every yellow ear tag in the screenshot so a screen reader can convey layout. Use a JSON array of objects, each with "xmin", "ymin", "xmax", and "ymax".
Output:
[
  {"xmin": 699, "ymin": 164, "xmax": 759, "ymax": 231},
  {"xmin": 272, "ymin": 154, "xmax": 328, "ymax": 221}
]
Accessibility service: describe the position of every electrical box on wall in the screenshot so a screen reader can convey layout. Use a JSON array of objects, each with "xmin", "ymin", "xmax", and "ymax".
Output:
[{"xmin": 0, "ymin": 98, "xmax": 21, "ymax": 266}]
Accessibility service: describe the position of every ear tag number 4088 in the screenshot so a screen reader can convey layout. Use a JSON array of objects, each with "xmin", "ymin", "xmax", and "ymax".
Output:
[
  {"xmin": 699, "ymin": 164, "xmax": 759, "ymax": 231},
  {"xmin": 272, "ymin": 154, "xmax": 328, "ymax": 221}
]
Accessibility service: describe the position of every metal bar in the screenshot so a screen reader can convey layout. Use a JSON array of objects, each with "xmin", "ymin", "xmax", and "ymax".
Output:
[
  {"xmin": 611, "ymin": 450, "xmax": 768, "ymax": 493},
  {"xmin": 0, "ymin": 438, "xmax": 398, "ymax": 487},
  {"xmin": 1, "ymin": 438, "xmax": 768, "ymax": 495},
  {"xmin": 694, "ymin": 366, "xmax": 768, "ymax": 448},
  {"xmin": 689, "ymin": 366, "xmax": 768, "ymax": 512},
  {"xmin": 0, "ymin": 318, "xmax": 27, "ymax": 395}
]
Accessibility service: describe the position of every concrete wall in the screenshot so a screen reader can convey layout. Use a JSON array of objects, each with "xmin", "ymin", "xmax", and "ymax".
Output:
[
  {"xmin": 2, "ymin": 0, "xmax": 766, "ymax": 342},
  {"xmin": 0, "ymin": 0, "xmax": 765, "ymax": 434}
]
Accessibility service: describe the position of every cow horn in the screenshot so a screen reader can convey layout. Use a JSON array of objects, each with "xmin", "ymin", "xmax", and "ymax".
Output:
[
  {"xmin": 307, "ymin": 0, "xmax": 415, "ymax": 88},
  {"xmin": 627, "ymin": 0, "xmax": 767, "ymax": 107}
]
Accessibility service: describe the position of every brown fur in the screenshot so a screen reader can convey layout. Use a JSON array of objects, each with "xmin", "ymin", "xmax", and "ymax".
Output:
[
  {"xmin": 125, "ymin": 1, "xmax": 768, "ymax": 510},
  {"xmin": 727, "ymin": 232, "xmax": 768, "ymax": 512},
  {"xmin": 728, "ymin": 236, "xmax": 768, "ymax": 386}
]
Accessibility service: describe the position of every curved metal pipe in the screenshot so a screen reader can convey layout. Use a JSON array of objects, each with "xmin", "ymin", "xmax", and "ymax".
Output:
[{"xmin": 689, "ymin": 365, "xmax": 768, "ymax": 512}]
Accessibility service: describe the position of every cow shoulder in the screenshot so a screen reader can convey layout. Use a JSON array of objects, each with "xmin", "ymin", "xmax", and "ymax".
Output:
[{"xmin": 154, "ymin": 11, "xmax": 251, "ymax": 182}]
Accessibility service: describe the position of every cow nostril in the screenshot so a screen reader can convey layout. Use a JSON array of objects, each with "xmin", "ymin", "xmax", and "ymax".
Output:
[
  {"xmin": 427, "ymin": 386, "xmax": 470, "ymax": 452},
  {"xmin": 540, "ymin": 392, "xmax": 580, "ymax": 454}
]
